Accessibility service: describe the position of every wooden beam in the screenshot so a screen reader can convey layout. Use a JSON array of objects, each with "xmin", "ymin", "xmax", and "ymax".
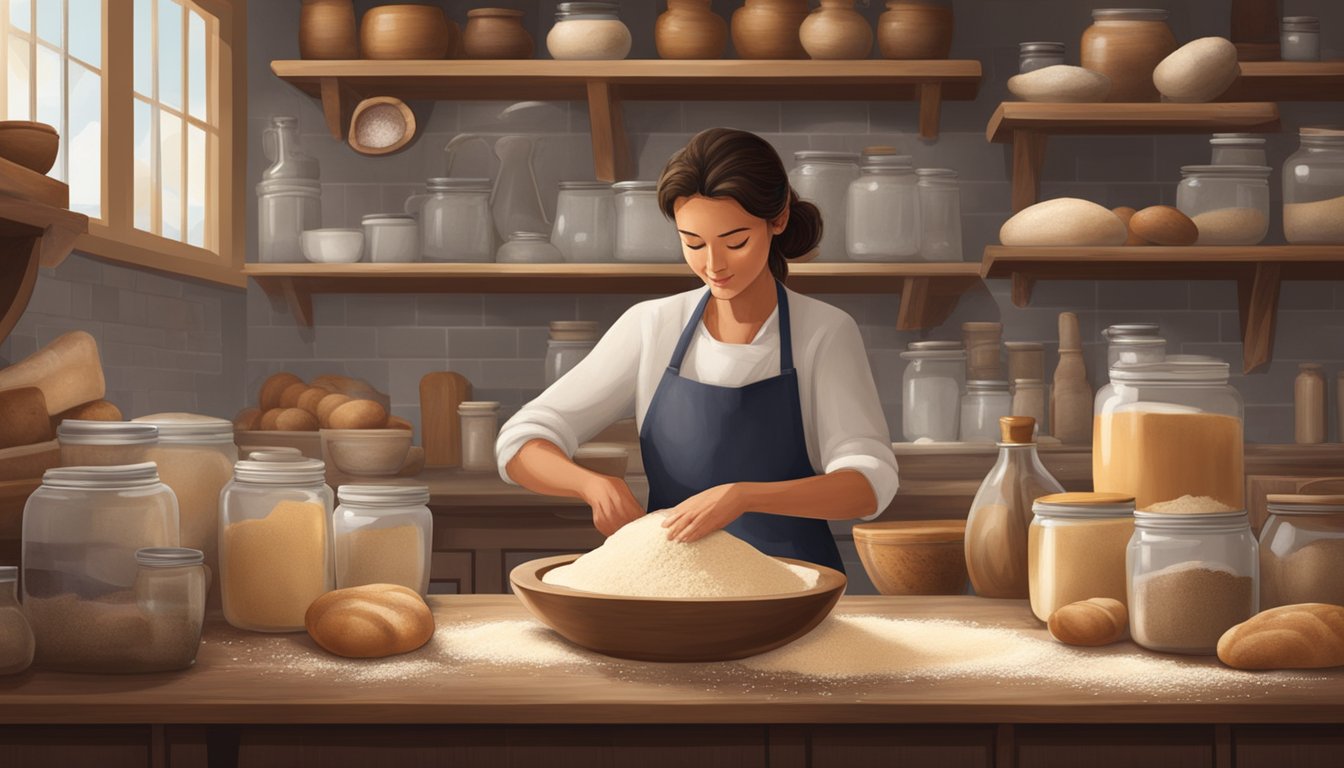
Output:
[
  {"xmin": 319, "ymin": 77, "xmax": 358, "ymax": 140},
  {"xmin": 1237, "ymin": 261, "xmax": 1281, "ymax": 374},
  {"xmin": 1010, "ymin": 132, "xmax": 1047, "ymax": 212},
  {"xmin": 917, "ymin": 82, "xmax": 942, "ymax": 140},
  {"xmin": 586, "ymin": 81, "xmax": 633, "ymax": 183}
]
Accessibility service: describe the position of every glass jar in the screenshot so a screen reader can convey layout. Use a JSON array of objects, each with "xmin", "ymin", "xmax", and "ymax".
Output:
[
  {"xmin": 1281, "ymin": 16, "xmax": 1320, "ymax": 62},
  {"xmin": 1176, "ymin": 165, "xmax": 1271, "ymax": 246},
  {"xmin": 1019, "ymin": 41, "xmax": 1065, "ymax": 73},
  {"xmin": 256, "ymin": 178, "xmax": 321, "ymax": 264},
  {"xmin": 1011, "ymin": 379, "xmax": 1047, "ymax": 436},
  {"xmin": 1005, "ymin": 341, "xmax": 1044, "ymax": 382},
  {"xmin": 362, "ymin": 213, "xmax": 419, "ymax": 264},
  {"xmin": 1029, "ymin": 492, "xmax": 1136, "ymax": 621},
  {"xmin": 0, "ymin": 566, "xmax": 34, "ymax": 676},
  {"xmin": 1080, "ymin": 8, "xmax": 1176, "ymax": 102},
  {"xmin": 1094, "ymin": 356, "xmax": 1244, "ymax": 511},
  {"xmin": 546, "ymin": 321, "xmax": 600, "ymax": 385},
  {"xmin": 334, "ymin": 485, "xmax": 433, "ymax": 595},
  {"xmin": 460, "ymin": 401, "xmax": 501, "ymax": 472},
  {"xmin": 960, "ymin": 380, "xmax": 1012, "ymax": 443},
  {"xmin": 22, "ymin": 463, "xmax": 180, "ymax": 671},
  {"xmin": 614, "ymin": 181, "xmax": 681, "ymax": 263},
  {"xmin": 551, "ymin": 181, "xmax": 615, "ymax": 262},
  {"xmin": 900, "ymin": 341, "xmax": 965, "ymax": 442},
  {"xmin": 1259, "ymin": 494, "xmax": 1344, "ymax": 609},
  {"xmin": 219, "ymin": 457, "xmax": 334, "ymax": 632},
  {"xmin": 1128, "ymin": 507, "xmax": 1258, "ymax": 655},
  {"xmin": 961, "ymin": 321, "xmax": 1003, "ymax": 381},
  {"xmin": 404, "ymin": 178, "xmax": 496, "ymax": 263},
  {"xmin": 57, "ymin": 420, "xmax": 158, "ymax": 467},
  {"xmin": 916, "ymin": 168, "xmax": 963, "ymax": 262},
  {"xmin": 547, "ymin": 2, "xmax": 632, "ymax": 60},
  {"xmin": 846, "ymin": 154, "xmax": 919, "ymax": 261},
  {"xmin": 789, "ymin": 151, "xmax": 860, "ymax": 262},
  {"xmin": 1283, "ymin": 128, "xmax": 1344, "ymax": 245},
  {"xmin": 1209, "ymin": 134, "xmax": 1267, "ymax": 167},
  {"xmin": 1102, "ymin": 323, "xmax": 1166, "ymax": 370},
  {"xmin": 131, "ymin": 547, "xmax": 207, "ymax": 672},
  {"xmin": 497, "ymin": 231, "xmax": 564, "ymax": 263}
]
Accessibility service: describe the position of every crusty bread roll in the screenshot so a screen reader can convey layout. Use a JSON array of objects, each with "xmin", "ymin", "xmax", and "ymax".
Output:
[
  {"xmin": 0, "ymin": 387, "xmax": 53, "ymax": 449},
  {"xmin": 1048, "ymin": 597, "xmax": 1129, "ymax": 647},
  {"xmin": 305, "ymin": 584, "xmax": 434, "ymax": 659},
  {"xmin": 259, "ymin": 373, "xmax": 303, "ymax": 411},
  {"xmin": 275, "ymin": 408, "xmax": 318, "ymax": 432},
  {"xmin": 1218, "ymin": 603, "xmax": 1344, "ymax": 670},
  {"xmin": 327, "ymin": 399, "xmax": 388, "ymax": 430}
]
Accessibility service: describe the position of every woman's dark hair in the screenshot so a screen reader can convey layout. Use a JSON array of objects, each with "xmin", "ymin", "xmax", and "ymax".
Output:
[{"xmin": 657, "ymin": 128, "xmax": 821, "ymax": 282}]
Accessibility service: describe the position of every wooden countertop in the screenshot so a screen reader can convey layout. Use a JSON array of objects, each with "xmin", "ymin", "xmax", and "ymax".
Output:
[{"xmin": 1, "ymin": 595, "xmax": 1340, "ymax": 725}]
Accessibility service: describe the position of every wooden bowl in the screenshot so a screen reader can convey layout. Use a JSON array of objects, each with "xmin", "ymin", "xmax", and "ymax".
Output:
[
  {"xmin": 348, "ymin": 97, "xmax": 416, "ymax": 156},
  {"xmin": 359, "ymin": 4, "xmax": 456, "ymax": 60},
  {"xmin": 853, "ymin": 520, "xmax": 968, "ymax": 596},
  {"xmin": 510, "ymin": 554, "xmax": 846, "ymax": 662},
  {"xmin": 0, "ymin": 121, "xmax": 59, "ymax": 174}
]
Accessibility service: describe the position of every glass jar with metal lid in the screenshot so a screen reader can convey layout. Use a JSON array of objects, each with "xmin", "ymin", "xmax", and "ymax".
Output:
[
  {"xmin": 547, "ymin": 2, "xmax": 632, "ymax": 60},
  {"xmin": 614, "ymin": 181, "xmax": 681, "ymax": 263},
  {"xmin": 0, "ymin": 566, "xmax": 35, "ymax": 675},
  {"xmin": 404, "ymin": 177, "xmax": 495, "ymax": 263},
  {"xmin": 334, "ymin": 485, "xmax": 433, "ymax": 595},
  {"xmin": 1259, "ymin": 494, "xmax": 1344, "ymax": 609},
  {"xmin": 916, "ymin": 168, "xmax": 963, "ymax": 262},
  {"xmin": 900, "ymin": 341, "xmax": 965, "ymax": 442},
  {"xmin": 547, "ymin": 321, "xmax": 600, "ymax": 385},
  {"xmin": 459, "ymin": 401, "xmax": 501, "ymax": 472},
  {"xmin": 1280, "ymin": 16, "xmax": 1320, "ymax": 62},
  {"xmin": 1029, "ymin": 492, "xmax": 1136, "ymax": 621},
  {"xmin": 1128, "ymin": 506, "xmax": 1258, "ymax": 655},
  {"xmin": 1101, "ymin": 323, "xmax": 1166, "ymax": 370},
  {"xmin": 959, "ymin": 380, "xmax": 1012, "ymax": 443},
  {"xmin": 551, "ymin": 181, "xmax": 615, "ymax": 263},
  {"xmin": 361, "ymin": 213, "xmax": 419, "ymax": 264},
  {"xmin": 131, "ymin": 547, "xmax": 207, "ymax": 672},
  {"xmin": 219, "ymin": 457, "xmax": 333, "ymax": 632},
  {"xmin": 57, "ymin": 420, "xmax": 158, "ymax": 467},
  {"xmin": 1283, "ymin": 127, "xmax": 1344, "ymax": 245},
  {"xmin": 1176, "ymin": 165, "xmax": 1271, "ymax": 246},
  {"xmin": 846, "ymin": 153, "xmax": 919, "ymax": 261},
  {"xmin": 1018, "ymin": 41, "xmax": 1065, "ymax": 73},
  {"xmin": 21, "ymin": 463, "xmax": 180, "ymax": 671},
  {"xmin": 789, "ymin": 151, "xmax": 861, "ymax": 262},
  {"xmin": 1209, "ymin": 134, "xmax": 1267, "ymax": 167}
]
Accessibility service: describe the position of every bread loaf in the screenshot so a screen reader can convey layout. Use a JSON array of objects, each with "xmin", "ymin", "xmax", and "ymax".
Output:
[
  {"xmin": 279, "ymin": 382, "xmax": 309, "ymax": 409},
  {"xmin": 1130, "ymin": 205, "xmax": 1198, "ymax": 246},
  {"xmin": 328, "ymin": 399, "xmax": 388, "ymax": 430},
  {"xmin": 1217, "ymin": 603, "xmax": 1344, "ymax": 670},
  {"xmin": 316, "ymin": 394, "xmax": 353, "ymax": 428},
  {"xmin": 0, "ymin": 331, "xmax": 105, "ymax": 414},
  {"xmin": 52, "ymin": 399, "xmax": 123, "ymax": 427},
  {"xmin": 296, "ymin": 387, "xmax": 329, "ymax": 415},
  {"xmin": 0, "ymin": 439, "xmax": 60, "ymax": 481},
  {"xmin": 0, "ymin": 387, "xmax": 53, "ymax": 449},
  {"xmin": 234, "ymin": 407, "xmax": 262, "ymax": 431},
  {"xmin": 259, "ymin": 373, "xmax": 303, "ymax": 411},
  {"xmin": 1048, "ymin": 597, "xmax": 1129, "ymax": 647},
  {"xmin": 259, "ymin": 408, "xmax": 285, "ymax": 431},
  {"xmin": 1112, "ymin": 206, "xmax": 1145, "ymax": 246},
  {"xmin": 1000, "ymin": 198, "xmax": 1128, "ymax": 247},
  {"xmin": 275, "ymin": 408, "xmax": 319, "ymax": 432},
  {"xmin": 305, "ymin": 584, "xmax": 434, "ymax": 658}
]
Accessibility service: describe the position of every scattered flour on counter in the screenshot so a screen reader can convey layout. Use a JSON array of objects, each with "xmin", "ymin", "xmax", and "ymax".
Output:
[
  {"xmin": 434, "ymin": 620, "xmax": 596, "ymax": 667},
  {"xmin": 542, "ymin": 510, "xmax": 818, "ymax": 598}
]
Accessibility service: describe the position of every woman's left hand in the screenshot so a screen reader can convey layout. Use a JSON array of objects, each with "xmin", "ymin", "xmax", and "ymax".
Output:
[{"xmin": 661, "ymin": 483, "xmax": 749, "ymax": 543}]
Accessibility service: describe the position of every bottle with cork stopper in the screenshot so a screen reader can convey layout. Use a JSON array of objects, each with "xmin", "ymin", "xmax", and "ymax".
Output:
[{"xmin": 965, "ymin": 416, "xmax": 1065, "ymax": 599}]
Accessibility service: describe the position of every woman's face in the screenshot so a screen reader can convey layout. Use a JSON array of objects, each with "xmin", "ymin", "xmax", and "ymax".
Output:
[{"xmin": 673, "ymin": 194, "xmax": 786, "ymax": 300}]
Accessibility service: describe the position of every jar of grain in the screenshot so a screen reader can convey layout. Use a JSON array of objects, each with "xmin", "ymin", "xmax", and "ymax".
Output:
[
  {"xmin": 219, "ymin": 458, "xmax": 334, "ymax": 632},
  {"xmin": 1079, "ymin": 8, "xmax": 1176, "ymax": 102},
  {"xmin": 1127, "ymin": 506, "xmax": 1258, "ymax": 655},
  {"xmin": 334, "ymin": 485, "xmax": 433, "ymax": 595},
  {"xmin": 0, "ymin": 567, "xmax": 35, "ymax": 676},
  {"xmin": 1028, "ymin": 492, "xmax": 1136, "ymax": 622},
  {"xmin": 546, "ymin": 2, "xmax": 632, "ymax": 60},
  {"xmin": 1176, "ymin": 165, "xmax": 1272, "ymax": 246},
  {"xmin": 57, "ymin": 420, "xmax": 158, "ymax": 467},
  {"xmin": 1095, "ymin": 356, "xmax": 1244, "ymax": 510},
  {"xmin": 131, "ymin": 547, "xmax": 207, "ymax": 671},
  {"xmin": 459, "ymin": 401, "xmax": 501, "ymax": 472},
  {"xmin": 21, "ymin": 463, "xmax": 180, "ymax": 672},
  {"xmin": 959, "ymin": 380, "xmax": 1012, "ymax": 443},
  {"xmin": 1259, "ymin": 494, "xmax": 1344, "ymax": 609},
  {"xmin": 789, "ymin": 151, "xmax": 861, "ymax": 262},
  {"xmin": 1283, "ymin": 128, "xmax": 1344, "ymax": 245},
  {"xmin": 846, "ymin": 153, "xmax": 919, "ymax": 261},
  {"xmin": 900, "ymin": 341, "xmax": 965, "ymax": 442}
]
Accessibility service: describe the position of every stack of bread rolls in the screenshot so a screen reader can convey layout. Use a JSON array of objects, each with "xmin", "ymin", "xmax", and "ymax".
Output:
[{"xmin": 234, "ymin": 373, "xmax": 412, "ymax": 433}]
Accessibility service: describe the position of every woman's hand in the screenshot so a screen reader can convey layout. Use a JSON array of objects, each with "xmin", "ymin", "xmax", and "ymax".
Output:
[
  {"xmin": 581, "ymin": 474, "xmax": 645, "ymax": 537},
  {"xmin": 661, "ymin": 483, "xmax": 749, "ymax": 543}
]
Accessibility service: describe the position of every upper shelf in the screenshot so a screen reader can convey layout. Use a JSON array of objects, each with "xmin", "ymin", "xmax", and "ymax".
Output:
[
  {"xmin": 1221, "ymin": 60, "xmax": 1344, "ymax": 101},
  {"xmin": 986, "ymin": 101, "xmax": 1281, "ymax": 143}
]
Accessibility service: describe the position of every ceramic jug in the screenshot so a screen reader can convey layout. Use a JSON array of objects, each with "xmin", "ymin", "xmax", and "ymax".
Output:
[
  {"xmin": 262, "ymin": 116, "xmax": 320, "ymax": 181},
  {"xmin": 443, "ymin": 132, "xmax": 550, "ymax": 241}
]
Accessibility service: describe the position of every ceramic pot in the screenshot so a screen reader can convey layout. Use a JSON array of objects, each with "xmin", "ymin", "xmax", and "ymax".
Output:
[
  {"xmin": 731, "ymin": 0, "xmax": 808, "ymax": 60},
  {"xmin": 655, "ymin": 0, "xmax": 727, "ymax": 59},
  {"xmin": 801, "ymin": 0, "xmax": 873, "ymax": 59},
  {"xmin": 463, "ymin": 8, "xmax": 534, "ymax": 59},
  {"xmin": 299, "ymin": 0, "xmax": 358, "ymax": 59},
  {"xmin": 360, "ymin": 4, "xmax": 455, "ymax": 60},
  {"xmin": 1080, "ymin": 8, "xmax": 1176, "ymax": 102},
  {"xmin": 877, "ymin": 0, "xmax": 954, "ymax": 60}
]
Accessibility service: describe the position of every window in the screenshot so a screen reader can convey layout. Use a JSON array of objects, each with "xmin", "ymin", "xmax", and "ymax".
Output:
[{"xmin": 0, "ymin": 0, "xmax": 245, "ymax": 286}]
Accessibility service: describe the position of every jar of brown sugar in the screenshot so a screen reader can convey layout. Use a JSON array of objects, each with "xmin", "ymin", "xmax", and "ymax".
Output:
[
  {"xmin": 1259, "ymin": 494, "xmax": 1344, "ymax": 609},
  {"xmin": 1029, "ymin": 492, "xmax": 1135, "ymax": 622},
  {"xmin": 1080, "ymin": 8, "xmax": 1176, "ymax": 102}
]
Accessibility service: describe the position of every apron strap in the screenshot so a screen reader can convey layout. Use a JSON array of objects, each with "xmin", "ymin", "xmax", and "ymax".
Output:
[
  {"xmin": 667, "ymin": 289, "xmax": 712, "ymax": 374},
  {"xmin": 666, "ymin": 282, "xmax": 794, "ymax": 374}
]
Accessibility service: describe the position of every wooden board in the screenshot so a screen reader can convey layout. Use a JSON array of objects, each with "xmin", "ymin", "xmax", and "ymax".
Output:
[
  {"xmin": 420, "ymin": 371, "xmax": 472, "ymax": 468},
  {"xmin": 986, "ymin": 102, "xmax": 1281, "ymax": 143},
  {"xmin": 1222, "ymin": 61, "xmax": 1344, "ymax": 101}
]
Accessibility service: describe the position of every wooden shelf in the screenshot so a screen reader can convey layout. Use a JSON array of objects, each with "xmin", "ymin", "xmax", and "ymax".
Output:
[
  {"xmin": 982, "ymin": 245, "xmax": 1344, "ymax": 374},
  {"xmin": 271, "ymin": 59, "xmax": 983, "ymax": 179},
  {"xmin": 245, "ymin": 261, "xmax": 982, "ymax": 331},
  {"xmin": 0, "ymin": 193, "xmax": 88, "ymax": 346},
  {"xmin": 986, "ymin": 102, "xmax": 1282, "ymax": 212},
  {"xmin": 1222, "ymin": 60, "xmax": 1344, "ymax": 101}
]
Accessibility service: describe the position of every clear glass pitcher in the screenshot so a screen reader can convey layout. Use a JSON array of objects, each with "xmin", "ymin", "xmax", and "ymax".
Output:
[
  {"xmin": 443, "ymin": 133, "xmax": 550, "ymax": 241},
  {"xmin": 262, "ymin": 116, "xmax": 320, "ymax": 181}
]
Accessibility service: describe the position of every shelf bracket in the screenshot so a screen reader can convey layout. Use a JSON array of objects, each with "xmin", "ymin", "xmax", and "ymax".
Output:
[
  {"xmin": 279, "ymin": 277, "xmax": 315, "ymax": 328},
  {"xmin": 319, "ymin": 77, "xmax": 358, "ymax": 140},
  {"xmin": 586, "ymin": 81, "xmax": 634, "ymax": 183},
  {"xmin": 1010, "ymin": 272, "xmax": 1035, "ymax": 308},
  {"xmin": 917, "ymin": 83, "xmax": 943, "ymax": 140},
  {"xmin": 1010, "ymin": 131, "xmax": 1048, "ymax": 212},
  {"xmin": 1236, "ymin": 261, "xmax": 1281, "ymax": 374},
  {"xmin": 37, "ymin": 223, "xmax": 81, "ymax": 269},
  {"xmin": 897, "ymin": 275, "xmax": 972, "ymax": 330},
  {"xmin": 0, "ymin": 236, "xmax": 41, "ymax": 346}
]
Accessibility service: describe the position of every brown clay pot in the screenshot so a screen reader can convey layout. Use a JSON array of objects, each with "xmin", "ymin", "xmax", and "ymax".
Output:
[
  {"xmin": 800, "ymin": 0, "xmax": 874, "ymax": 60},
  {"xmin": 463, "ymin": 8, "xmax": 534, "ymax": 60},
  {"xmin": 655, "ymin": 0, "xmax": 728, "ymax": 60},
  {"xmin": 731, "ymin": 0, "xmax": 809, "ymax": 60},
  {"xmin": 0, "ymin": 121, "xmax": 59, "ymax": 174},
  {"xmin": 359, "ymin": 4, "xmax": 455, "ymax": 60},
  {"xmin": 299, "ymin": 0, "xmax": 358, "ymax": 59},
  {"xmin": 877, "ymin": 0, "xmax": 954, "ymax": 60},
  {"xmin": 1080, "ymin": 9, "xmax": 1177, "ymax": 102}
]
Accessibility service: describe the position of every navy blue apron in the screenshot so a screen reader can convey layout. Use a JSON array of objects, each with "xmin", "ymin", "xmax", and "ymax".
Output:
[{"xmin": 639, "ymin": 281, "xmax": 845, "ymax": 573}]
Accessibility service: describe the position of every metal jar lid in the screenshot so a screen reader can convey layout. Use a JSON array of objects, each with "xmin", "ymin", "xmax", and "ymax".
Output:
[
  {"xmin": 232, "ymin": 457, "xmax": 327, "ymax": 485},
  {"xmin": 57, "ymin": 420, "xmax": 159, "ymax": 446},
  {"xmin": 132, "ymin": 413, "xmax": 234, "ymax": 445},
  {"xmin": 42, "ymin": 462, "xmax": 163, "ymax": 490},
  {"xmin": 338, "ymin": 484, "xmax": 432, "ymax": 508},
  {"xmin": 1033, "ymin": 492, "xmax": 1136, "ymax": 519},
  {"xmin": 136, "ymin": 547, "xmax": 205, "ymax": 568}
]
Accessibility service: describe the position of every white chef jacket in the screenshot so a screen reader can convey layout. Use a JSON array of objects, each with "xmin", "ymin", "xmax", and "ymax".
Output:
[{"xmin": 495, "ymin": 286, "xmax": 899, "ymax": 520}]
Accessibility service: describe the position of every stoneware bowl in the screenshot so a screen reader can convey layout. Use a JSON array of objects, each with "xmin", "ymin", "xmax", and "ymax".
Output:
[
  {"xmin": 0, "ymin": 121, "xmax": 59, "ymax": 173},
  {"xmin": 852, "ymin": 519, "xmax": 968, "ymax": 595},
  {"xmin": 359, "ymin": 3, "xmax": 456, "ymax": 59},
  {"xmin": 302, "ymin": 228, "xmax": 365, "ymax": 263},
  {"xmin": 320, "ymin": 428, "xmax": 412, "ymax": 477},
  {"xmin": 510, "ymin": 554, "xmax": 846, "ymax": 662}
]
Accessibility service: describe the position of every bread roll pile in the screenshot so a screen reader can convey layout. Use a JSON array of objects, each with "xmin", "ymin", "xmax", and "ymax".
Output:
[{"xmin": 235, "ymin": 373, "xmax": 412, "ymax": 432}]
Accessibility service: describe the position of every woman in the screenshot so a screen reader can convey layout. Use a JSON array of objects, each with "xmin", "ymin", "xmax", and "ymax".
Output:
[{"xmin": 495, "ymin": 128, "xmax": 898, "ymax": 572}]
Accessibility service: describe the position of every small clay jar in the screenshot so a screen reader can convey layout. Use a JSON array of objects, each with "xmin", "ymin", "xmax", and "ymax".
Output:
[
  {"xmin": 463, "ymin": 8, "xmax": 534, "ymax": 60},
  {"xmin": 877, "ymin": 0, "xmax": 954, "ymax": 59},
  {"xmin": 655, "ymin": 0, "xmax": 727, "ymax": 59},
  {"xmin": 299, "ymin": 0, "xmax": 358, "ymax": 59},
  {"xmin": 731, "ymin": 0, "xmax": 809, "ymax": 60},
  {"xmin": 800, "ymin": 0, "xmax": 874, "ymax": 60},
  {"xmin": 360, "ymin": 4, "xmax": 455, "ymax": 60},
  {"xmin": 1080, "ymin": 8, "xmax": 1177, "ymax": 102}
]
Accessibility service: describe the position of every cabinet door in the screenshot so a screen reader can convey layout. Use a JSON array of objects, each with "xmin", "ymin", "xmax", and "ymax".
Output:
[
  {"xmin": 1015, "ymin": 725, "xmax": 1215, "ymax": 768},
  {"xmin": 430, "ymin": 551, "xmax": 474, "ymax": 594},
  {"xmin": 1236, "ymin": 725, "xmax": 1344, "ymax": 768},
  {"xmin": 0, "ymin": 726, "xmax": 151, "ymax": 768},
  {"xmin": 806, "ymin": 725, "xmax": 995, "ymax": 768}
]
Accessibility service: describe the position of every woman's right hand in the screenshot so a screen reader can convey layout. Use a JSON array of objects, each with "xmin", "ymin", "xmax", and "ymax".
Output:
[{"xmin": 581, "ymin": 474, "xmax": 645, "ymax": 537}]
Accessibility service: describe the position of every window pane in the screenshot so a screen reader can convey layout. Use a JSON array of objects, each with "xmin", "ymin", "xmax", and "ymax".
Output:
[
  {"xmin": 10, "ymin": 0, "xmax": 31, "ymax": 32},
  {"xmin": 36, "ymin": 43, "xmax": 61, "ymax": 177},
  {"xmin": 187, "ymin": 10, "xmax": 205, "ymax": 120},
  {"xmin": 134, "ymin": 98, "xmax": 152, "ymax": 231},
  {"xmin": 35, "ymin": 0, "xmax": 59, "ymax": 47},
  {"xmin": 68, "ymin": 63, "xmax": 100, "ymax": 218},
  {"xmin": 160, "ymin": 110, "xmax": 182, "ymax": 240},
  {"xmin": 134, "ymin": 0, "xmax": 152, "ymax": 97},
  {"xmin": 157, "ymin": 0, "xmax": 182, "ymax": 111},
  {"xmin": 187, "ymin": 124, "xmax": 205, "ymax": 247},
  {"xmin": 7, "ymin": 35, "xmax": 30, "ymax": 120},
  {"xmin": 68, "ymin": 0, "xmax": 101, "ymax": 67}
]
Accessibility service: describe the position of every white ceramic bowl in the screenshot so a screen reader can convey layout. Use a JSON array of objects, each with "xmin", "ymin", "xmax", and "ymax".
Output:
[
  {"xmin": 320, "ymin": 428, "xmax": 412, "ymax": 476},
  {"xmin": 302, "ymin": 228, "xmax": 365, "ymax": 264}
]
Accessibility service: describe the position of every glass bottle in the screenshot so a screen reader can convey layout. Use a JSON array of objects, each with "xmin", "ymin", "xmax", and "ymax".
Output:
[
  {"xmin": 262, "ymin": 116, "xmax": 320, "ymax": 181},
  {"xmin": 0, "ymin": 567, "xmax": 34, "ymax": 676},
  {"xmin": 916, "ymin": 168, "xmax": 963, "ymax": 262},
  {"xmin": 965, "ymin": 416, "xmax": 1065, "ymax": 598}
]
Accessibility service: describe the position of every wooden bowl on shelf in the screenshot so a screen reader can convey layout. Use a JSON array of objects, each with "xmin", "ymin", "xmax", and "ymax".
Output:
[
  {"xmin": 348, "ymin": 97, "xmax": 416, "ymax": 156},
  {"xmin": 359, "ymin": 4, "xmax": 457, "ymax": 60},
  {"xmin": 853, "ymin": 519, "xmax": 968, "ymax": 595},
  {"xmin": 510, "ymin": 554, "xmax": 846, "ymax": 662},
  {"xmin": 0, "ymin": 121, "xmax": 59, "ymax": 174}
]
